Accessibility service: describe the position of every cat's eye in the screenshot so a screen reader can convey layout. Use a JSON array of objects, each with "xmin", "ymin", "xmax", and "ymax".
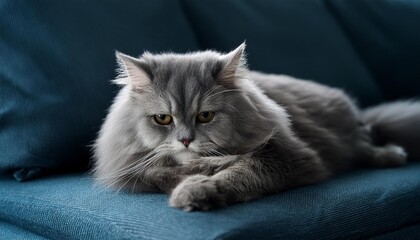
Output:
[
  {"xmin": 196, "ymin": 111, "xmax": 215, "ymax": 123},
  {"xmin": 153, "ymin": 114, "xmax": 173, "ymax": 125}
]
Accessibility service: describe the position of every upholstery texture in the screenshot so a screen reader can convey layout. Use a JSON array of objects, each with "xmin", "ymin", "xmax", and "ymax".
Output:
[
  {"xmin": 372, "ymin": 224, "xmax": 420, "ymax": 240},
  {"xmin": 1, "ymin": 163, "xmax": 419, "ymax": 239},
  {"xmin": 0, "ymin": 0, "xmax": 199, "ymax": 180},
  {"xmin": 0, "ymin": 221, "xmax": 46, "ymax": 240}
]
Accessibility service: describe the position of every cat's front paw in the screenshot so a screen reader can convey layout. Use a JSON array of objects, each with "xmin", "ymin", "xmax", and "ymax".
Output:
[{"xmin": 169, "ymin": 175, "xmax": 227, "ymax": 211}]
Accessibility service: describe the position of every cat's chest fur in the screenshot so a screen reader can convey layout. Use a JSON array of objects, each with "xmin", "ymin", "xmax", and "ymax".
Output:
[{"xmin": 172, "ymin": 150, "xmax": 200, "ymax": 163}]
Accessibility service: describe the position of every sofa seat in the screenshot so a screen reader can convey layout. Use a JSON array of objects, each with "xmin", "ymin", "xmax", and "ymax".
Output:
[
  {"xmin": 0, "ymin": 221, "xmax": 46, "ymax": 239},
  {"xmin": 1, "ymin": 163, "xmax": 419, "ymax": 239}
]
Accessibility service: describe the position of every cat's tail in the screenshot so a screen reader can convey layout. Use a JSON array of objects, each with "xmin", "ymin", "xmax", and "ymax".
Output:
[{"xmin": 362, "ymin": 100, "xmax": 420, "ymax": 160}]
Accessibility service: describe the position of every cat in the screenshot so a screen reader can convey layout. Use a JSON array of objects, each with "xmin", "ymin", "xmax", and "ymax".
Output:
[{"xmin": 93, "ymin": 43, "xmax": 420, "ymax": 211}]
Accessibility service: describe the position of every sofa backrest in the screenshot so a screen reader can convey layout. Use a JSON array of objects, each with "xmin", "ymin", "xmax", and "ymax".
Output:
[
  {"xmin": 0, "ymin": 0, "xmax": 199, "ymax": 180},
  {"xmin": 1, "ymin": 0, "xmax": 419, "ymax": 180},
  {"xmin": 181, "ymin": 0, "xmax": 420, "ymax": 105}
]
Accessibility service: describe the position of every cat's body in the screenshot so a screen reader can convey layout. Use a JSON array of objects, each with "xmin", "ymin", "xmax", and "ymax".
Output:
[
  {"xmin": 93, "ymin": 44, "xmax": 420, "ymax": 211},
  {"xmin": 252, "ymin": 72, "xmax": 406, "ymax": 173}
]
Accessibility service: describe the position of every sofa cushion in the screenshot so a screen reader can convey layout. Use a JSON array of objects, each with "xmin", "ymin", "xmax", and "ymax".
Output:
[
  {"xmin": 0, "ymin": 163, "xmax": 419, "ymax": 239},
  {"xmin": 372, "ymin": 224, "xmax": 420, "ymax": 240},
  {"xmin": 0, "ymin": 221, "xmax": 46, "ymax": 240},
  {"xmin": 180, "ymin": 0, "xmax": 384, "ymax": 106},
  {"xmin": 0, "ymin": 0, "xmax": 199, "ymax": 180}
]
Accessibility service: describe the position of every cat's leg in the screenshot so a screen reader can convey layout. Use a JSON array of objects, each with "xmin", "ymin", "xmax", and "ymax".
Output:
[
  {"xmin": 119, "ymin": 166, "xmax": 188, "ymax": 193},
  {"xmin": 132, "ymin": 161, "xmax": 233, "ymax": 193},
  {"xmin": 119, "ymin": 159, "xmax": 235, "ymax": 194},
  {"xmin": 169, "ymin": 149, "xmax": 329, "ymax": 211},
  {"xmin": 169, "ymin": 161, "xmax": 269, "ymax": 211},
  {"xmin": 180, "ymin": 155, "xmax": 240, "ymax": 176},
  {"xmin": 140, "ymin": 166, "xmax": 189, "ymax": 193}
]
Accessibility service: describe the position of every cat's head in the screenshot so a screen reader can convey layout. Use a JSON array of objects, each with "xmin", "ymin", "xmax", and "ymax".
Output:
[{"xmin": 114, "ymin": 43, "xmax": 287, "ymax": 162}]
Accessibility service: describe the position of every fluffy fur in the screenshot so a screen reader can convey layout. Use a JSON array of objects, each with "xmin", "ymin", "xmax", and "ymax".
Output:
[{"xmin": 93, "ymin": 43, "xmax": 420, "ymax": 211}]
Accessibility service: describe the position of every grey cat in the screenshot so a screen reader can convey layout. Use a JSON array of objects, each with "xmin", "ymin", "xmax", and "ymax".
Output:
[{"xmin": 93, "ymin": 43, "xmax": 420, "ymax": 211}]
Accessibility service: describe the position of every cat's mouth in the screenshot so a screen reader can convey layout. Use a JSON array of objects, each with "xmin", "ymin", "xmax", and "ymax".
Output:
[{"xmin": 170, "ymin": 140, "xmax": 228, "ymax": 162}]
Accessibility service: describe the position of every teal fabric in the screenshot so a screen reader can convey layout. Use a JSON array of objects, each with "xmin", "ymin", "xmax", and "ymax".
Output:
[
  {"xmin": 1, "ymin": 163, "xmax": 419, "ymax": 239},
  {"xmin": 372, "ymin": 224, "xmax": 420, "ymax": 240},
  {"xmin": 181, "ymin": 0, "xmax": 384, "ymax": 106},
  {"xmin": 0, "ymin": 0, "xmax": 199, "ymax": 180},
  {"xmin": 325, "ymin": 0, "xmax": 420, "ymax": 101},
  {"xmin": 0, "ymin": 221, "xmax": 47, "ymax": 240}
]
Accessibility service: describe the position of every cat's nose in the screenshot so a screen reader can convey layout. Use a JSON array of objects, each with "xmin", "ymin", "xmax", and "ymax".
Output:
[{"xmin": 180, "ymin": 138, "xmax": 193, "ymax": 148}]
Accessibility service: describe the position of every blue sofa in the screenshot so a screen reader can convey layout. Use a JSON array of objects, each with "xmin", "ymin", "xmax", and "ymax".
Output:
[{"xmin": 1, "ymin": 1, "xmax": 419, "ymax": 239}]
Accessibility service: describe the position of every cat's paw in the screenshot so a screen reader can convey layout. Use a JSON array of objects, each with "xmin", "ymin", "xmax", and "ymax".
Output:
[
  {"xmin": 169, "ymin": 175, "xmax": 227, "ymax": 211},
  {"xmin": 371, "ymin": 144, "xmax": 407, "ymax": 168},
  {"xmin": 382, "ymin": 144, "xmax": 407, "ymax": 167}
]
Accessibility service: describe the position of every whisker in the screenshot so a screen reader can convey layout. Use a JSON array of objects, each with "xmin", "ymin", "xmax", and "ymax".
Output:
[{"xmin": 115, "ymin": 149, "xmax": 170, "ymax": 192}]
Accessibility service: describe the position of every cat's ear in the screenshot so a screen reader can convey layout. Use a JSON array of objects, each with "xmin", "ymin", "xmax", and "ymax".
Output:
[
  {"xmin": 114, "ymin": 51, "xmax": 152, "ymax": 91},
  {"xmin": 218, "ymin": 42, "xmax": 247, "ymax": 87}
]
